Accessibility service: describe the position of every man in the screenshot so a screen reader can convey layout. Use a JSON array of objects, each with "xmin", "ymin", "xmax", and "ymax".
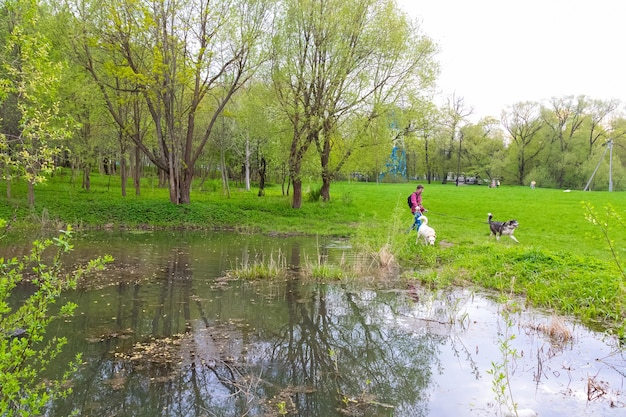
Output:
[{"xmin": 409, "ymin": 184, "xmax": 426, "ymax": 232}]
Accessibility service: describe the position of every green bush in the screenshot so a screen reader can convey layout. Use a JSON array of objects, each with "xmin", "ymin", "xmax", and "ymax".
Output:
[{"xmin": 0, "ymin": 225, "xmax": 112, "ymax": 416}]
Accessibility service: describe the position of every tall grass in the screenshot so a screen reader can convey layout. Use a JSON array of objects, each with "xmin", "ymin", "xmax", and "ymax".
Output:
[{"xmin": 226, "ymin": 250, "xmax": 288, "ymax": 280}]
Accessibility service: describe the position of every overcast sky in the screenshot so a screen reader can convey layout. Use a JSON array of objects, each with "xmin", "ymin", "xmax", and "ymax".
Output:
[{"xmin": 397, "ymin": 0, "xmax": 626, "ymax": 121}]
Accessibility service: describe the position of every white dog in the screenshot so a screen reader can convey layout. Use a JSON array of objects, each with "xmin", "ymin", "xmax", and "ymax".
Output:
[{"xmin": 416, "ymin": 215, "xmax": 436, "ymax": 245}]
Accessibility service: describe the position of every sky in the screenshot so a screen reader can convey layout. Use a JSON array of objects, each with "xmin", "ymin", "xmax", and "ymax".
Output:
[{"xmin": 396, "ymin": 0, "xmax": 626, "ymax": 121}]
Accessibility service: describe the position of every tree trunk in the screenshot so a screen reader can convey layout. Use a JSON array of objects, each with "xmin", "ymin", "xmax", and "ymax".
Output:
[
  {"xmin": 281, "ymin": 163, "xmax": 288, "ymax": 196},
  {"xmin": 134, "ymin": 145, "xmax": 141, "ymax": 196},
  {"xmin": 258, "ymin": 157, "xmax": 266, "ymax": 197},
  {"xmin": 120, "ymin": 155, "xmax": 127, "ymax": 197},
  {"xmin": 425, "ymin": 138, "xmax": 431, "ymax": 183},
  {"xmin": 180, "ymin": 172, "xmax": 193, "ymax": 204},
  {"xmin": 320, "ymin": 137, "xmax": 331, "ymax": 201},
  {"xmin": 168, "ymin": 173, "xmax": 194, "ymax": 204},
  {"xmin": 83, "ymin": 165, "xmax": 91, "ymax": 191},
  {"xmin": 289, "ymin": 156, "xmax": 302, "ymax": 208},
  {"xmin": 320, "ymin": 176, "xmax": 331, "ymax": 202},
  {"xmin": 5, "ymin": 164, "xmax": 10, "ymax": 200},
  {"xmin": 518, "ymin": 151, "xmax": 526, "ymax": 185},
  {"xmin": 219, "ymin": 147, "xmax": 230, "ymax": 199},
  {"xmin": 159, "ymin": 168, "xmax": 167, "ymax": 188},
  {"xmin": 167, "ymin": 150, "xmax": 179, "ymax": 204},
  {"xmin": 27, "ymin": 181, "xmax": 34, "ymax": 207},
  {"xmin": 245, "ymin": 137, "xmax": 251, "ymax": 191},
  {"xmin": 292, "ymin": 178, "xmax": 302, "ymax": 209}
]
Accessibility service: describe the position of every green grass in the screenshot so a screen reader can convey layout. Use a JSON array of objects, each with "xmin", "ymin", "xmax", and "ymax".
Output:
[{"xmin": 2, "ymin": 172, "xmax": 626, "ymax": 331}]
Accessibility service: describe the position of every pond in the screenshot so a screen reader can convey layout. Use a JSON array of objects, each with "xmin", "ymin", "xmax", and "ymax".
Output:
[{"xmin": 3, "ymin": 231, "xmax": 625, "ymax": 416}]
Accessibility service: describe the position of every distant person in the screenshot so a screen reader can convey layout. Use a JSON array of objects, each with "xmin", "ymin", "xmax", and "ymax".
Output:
[
  {"xmin": 408, "ymin": 185, "xmax": 426, "ymax": 232},
  {"xmin": 496, "ymin": 180, "xmax": 500, "ymax": 188},
  {"xmin": 491, "ymin": 179, "xmax": 496, "ymax": 188},
  {"xmin": 530, "ymin": 180, "xmax": 536, "ymax": 189}
]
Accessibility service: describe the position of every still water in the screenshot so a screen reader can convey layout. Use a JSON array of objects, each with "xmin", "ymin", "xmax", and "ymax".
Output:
[{"xmin": 4, "ymin": 231, "xmax": 626, "ymax": 416}]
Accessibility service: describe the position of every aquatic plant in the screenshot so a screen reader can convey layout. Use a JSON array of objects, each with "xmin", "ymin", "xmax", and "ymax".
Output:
[
  {"xmin": 303, "ymin": 261, "xmax": 345, "ymax": 280},
  {"xmin": 583, "ymin": 202, "xmax": 626, "ymax": 339},
  {"xmin": 487, "ymin": 302, "xmax": 521, "ymax": 417},
  {"xmin": 583, "ymin": 202, "xmax": 625, "ymax": 281},
  {"xmin": 227, "ymin": 250, "xmax": 287, "ymax": 280}
]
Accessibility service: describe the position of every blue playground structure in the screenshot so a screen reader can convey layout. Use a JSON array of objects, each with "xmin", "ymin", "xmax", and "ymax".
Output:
[
  {"xmin": 379, "ymin": 120, "xmax": 408, "ymax": 181},
  {"xmin": 379, "ymin": 145, "xmax": 407, "ymax": 181}
]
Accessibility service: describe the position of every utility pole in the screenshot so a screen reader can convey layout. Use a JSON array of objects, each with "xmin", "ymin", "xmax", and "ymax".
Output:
[
  {"xmin": 456, "ymin": 130, "xmax": 463, "ymax": 185},
  {"xmin": 584, "ymin": 138, "xmax": 613, "ymax": 192},
  {"xmin": 609, "ymin": 139, "xmax": 613, "ymax": 192}
]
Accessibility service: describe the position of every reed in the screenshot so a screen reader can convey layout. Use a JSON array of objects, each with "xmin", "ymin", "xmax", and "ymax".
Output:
[{"xmin": 227, "ymin": 250, "xmax": 287, "ymax": 280}]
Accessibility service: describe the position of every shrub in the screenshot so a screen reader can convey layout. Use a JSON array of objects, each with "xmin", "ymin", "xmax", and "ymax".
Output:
[{"xmin": 0, "ymin": 224, "xmax": 112, "ymax": 416}]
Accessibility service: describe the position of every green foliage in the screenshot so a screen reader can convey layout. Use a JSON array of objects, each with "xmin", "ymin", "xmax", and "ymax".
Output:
[
  {"xmin": 302, "ymin": 253, "xmax": 347, "ymax": 280},
  {"xmin": 308, "ymin": 187, "xmax": 322, "ymax": 202},
  {"xmin": 583, "ymin": 202, "xmax": 626, "ymax": 279},
  {"xmin": 487, "ymin": 304, "xmax": 520, "ymax": 417},
  {"xmin": 308, "ymin": 263, "xmax": 345, "ymax": 280},
  {"xmin": 227, "ymin": 251, "xmax": 287, "ymax": 280},
  {"xmin": 0, "ymin": 0, "xmax": 73, "ymax": 205},
  {"xmin": 0, "ymin": 225, "xmax": 112, "ymax": 416}
]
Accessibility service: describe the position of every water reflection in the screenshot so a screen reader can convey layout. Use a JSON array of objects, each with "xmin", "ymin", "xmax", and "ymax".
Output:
[
  {"xmin": 51, "ymin": 280, "xmax": 442, "ymax": 416},
  {"xmin": 2, "ymin": 231, "xmax": 624, "ymax": 416}
]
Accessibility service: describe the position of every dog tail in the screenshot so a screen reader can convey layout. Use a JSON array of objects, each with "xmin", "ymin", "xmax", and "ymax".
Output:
[{"xmin": 488, "ymin": 213, "xmax": 493, "ymax": 223}]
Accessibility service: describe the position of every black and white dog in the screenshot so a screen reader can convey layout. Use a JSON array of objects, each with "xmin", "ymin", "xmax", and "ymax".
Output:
[
  {"xmin": 488, "ymin": 213, "xmax": 519, "ymax": 243},
  {"xmin": 417, "ymin": 215, "xmax": 436, "ymax": 245}
]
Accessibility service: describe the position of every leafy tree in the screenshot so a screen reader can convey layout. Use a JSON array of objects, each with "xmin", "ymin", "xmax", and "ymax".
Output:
[
  {"xmin": 340, "ymin": 111, "xmax": 391, "ymax": 183},
  {"xmin": 540, "ymin": 96, "xmax": 587, "ymax": 188},
  {"xmin": 501, "ymin": 102, "xmax": 544, "ymax": 185},
  {"xmin": 459, "ymin": 117, "xmax": 505, "ymax": 182},
  {"xmin": 313, "ymin": 3, "xmax": 437, "ymax": 200},
  {"xmin": 0, "ymin": 0, "xmax": 73, "ymax": 206},
  {"xmin": 69, "ymin": 0, "xmax": 274, "ymax": 204},
  {"xmin": 59, "ymin": 70, "xmax": 115, "ymax": 191},
  {"xmin": 440, "ymin": 94, "xmax": 472, "ymax": 181},
  {"xmin": 272, "ymin": 0, "xmax": 437, "ymax": 207},
  {"xmin": 543, "ymin": 96, "xmax": 587, "ymax": 153},
  {"xmin": 227, "ymin": 83, "xmax": 289, "ymax": 196},
  {"xmin": 405, "ymin": 100, "xmax": 441, "ymax": 183},
  {"xmin": 0, "ymin": 224, "xmax": 112, "ymax": 416},
  {"xmin": 586, "ymin": 98, "xmax": 620, "ymax": 156}
]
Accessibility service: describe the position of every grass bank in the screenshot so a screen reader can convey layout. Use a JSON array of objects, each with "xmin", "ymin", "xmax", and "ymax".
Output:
[{"xmin": 1, "ymin": 171, "xmax": 625, "ymax": 332}]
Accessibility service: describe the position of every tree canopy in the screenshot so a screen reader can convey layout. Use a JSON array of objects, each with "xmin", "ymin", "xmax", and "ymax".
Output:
[{"xmin": 1, "ymin": 0, "xmax": 625, "ymax": 210}]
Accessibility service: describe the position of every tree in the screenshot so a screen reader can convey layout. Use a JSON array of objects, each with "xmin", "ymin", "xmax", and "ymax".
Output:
[
  {"xmin": 313, "ymin": 3, "xmax": 437, "ymax": 200},
  {"xmin": 341, "ymin": 111, "xmax": 392, "ymax": 183},
  {"xmin": 69, "ymin": 0, "xmax": 273, "ymax": 204},
  {"xmin": 407, "ymin": 99, "xmax": 441, "ymax": 183},
  {"xmin": 460, "ymin": 117, "xmax": 505, "ymax": 182},
  {"xmin": 540, "ymin": 96, "xmax": 587, "ymax": 188},
  {"xmin": 228, "ymin": 83, "xmax": 288, "ymax": 196},
  {"xmin": 272, "ymin": 0, "xmax": 437, "ymax": 207},
  {"xmin": 0, "ymin": 0, "xmax": 72, "ymax": 206},
  {"xmin": 501, "ymin": 102, "xmax": 544, "ymax": 185},
  {"xmin": 441, "ymin": 94, "xmax": 472, "ymax": 182},
  {"xmin": 586, "ymin": 98, "xmax": 620, "ymax": 156}
]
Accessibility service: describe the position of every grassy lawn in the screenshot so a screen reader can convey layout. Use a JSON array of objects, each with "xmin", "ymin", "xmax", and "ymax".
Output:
[{"xmin": 1, "ymin": 172, "xmax": 625, "ymax": 332}]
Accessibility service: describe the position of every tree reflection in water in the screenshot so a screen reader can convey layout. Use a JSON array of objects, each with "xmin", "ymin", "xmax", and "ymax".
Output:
[
  {"xmin": 5, "ymin": 231, "xmax": 622, "ymax": 417},
  {"xmin": 37, "ymin": 234, "xmax": 451, "ymax": 417}
]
